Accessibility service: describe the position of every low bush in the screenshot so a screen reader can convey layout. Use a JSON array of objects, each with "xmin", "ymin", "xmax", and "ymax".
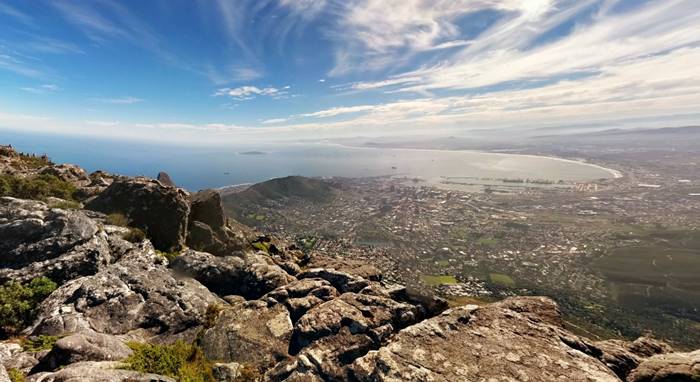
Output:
[
  {"xmin": 0, "ymin": 174, "xmax": 76, "ymax": 201},
  {"xmin": 123, "ymin": 341, "xmax": 214, "ymax": 382},
  {"xmin": 156, "ymin": 250, "xmax": 180, "ymax": 262},
  {"xmin": 105, "ymin": 213, "xmax": 129, "ymax": 227},
  {"xmin": 123, "ymin": 227, "xmax": 146, "ymax": 243},
  {"xmin": 7, "ymin": 368, "xmax": 25, "ymax": 382},
  {"xmin": 0, "ymin": 277, "xmax": 57, "ymax": 338},
  {"xmin": 22, "ymin": 335, "xmax": 61, "ymax": 352}
]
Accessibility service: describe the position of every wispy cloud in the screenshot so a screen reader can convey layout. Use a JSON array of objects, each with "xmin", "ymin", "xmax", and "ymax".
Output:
[
  {"xmin": 214, "ymin": 85, "xmax": 291, "ymax": 100},
  {"xmin": 20, "ymin": 84, "xmax": 59, "ymax": 94},
  {"xmin": 0, "ymin": 1, "xmax": 33, "ymax": 26},
  {"xmin": 94, "ymin": 96, "xmax": 144, "ymax": 105}
]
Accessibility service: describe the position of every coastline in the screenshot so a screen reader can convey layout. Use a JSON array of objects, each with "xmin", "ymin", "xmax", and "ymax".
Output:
[{"xmin": 321, "ymin": 142, "xmax": 624, "ymax": 180}]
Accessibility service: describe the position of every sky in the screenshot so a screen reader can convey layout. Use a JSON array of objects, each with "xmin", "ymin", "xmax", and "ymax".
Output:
[{"xmin": 0, "ymin": 0, "xmax": 699, "ymax": 144}]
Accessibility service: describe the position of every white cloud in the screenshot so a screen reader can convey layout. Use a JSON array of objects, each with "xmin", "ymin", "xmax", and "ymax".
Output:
[
  {"xmin": 262, "ymin": 118, "xmax": 288, "ymax": 124},
  {"xmin": 215, "ymin": 85, "xmax": 290, "ymax": 100},
  {"xmin": 20, "ymin": 84, "xmax": 59, "ymax": 94}
]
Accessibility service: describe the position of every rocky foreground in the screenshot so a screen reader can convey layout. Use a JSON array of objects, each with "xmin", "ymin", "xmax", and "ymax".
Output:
[{"xmin": 0, "ymin": 145, "xmax": 698, "ymax": 382}]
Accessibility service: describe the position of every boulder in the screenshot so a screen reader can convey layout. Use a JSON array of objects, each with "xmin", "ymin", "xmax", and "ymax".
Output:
[
  {"xmin": 627, "ymin": 350, "xmax": 700, "ymax": 382},
  {"xmin": 156, "ymin": 172, "xmax": 175, "ymax": 188},
  {"xmin": 212, "ymin": 362, "xmax": 242, "ymax": 382},
  {"xmin": 30, "ymin": 242, "xmax": 220, "ymax": 343},
  {"xmin": 297, "ymin": 268, "xmax": 369, "ymax": 294},
  {"xmin": 33, "ymin": 333, "xmax": 132, "ymax": 373},
  {"xmin": 85, "ymin": 177, "xmax": 190, "ymax": 251},
  {"xmin": 39, "ymin": 165, "xmax": 91, "ymax": 188},
  {"xmin": 593, "ymin": 337, "xmax": 673, "ymax": 379},
  {"xmin": 170, "ymin": 250, "xmax": 245, "ymax": 296},
  {"xmin": 170, "ymin": 250, "xmax": 295, "ymax": 300},
  {"xmin": 264, "ymin": 278, "xmax": 339, "ymax": 321},
  {"xmin": 201, "ymin": 301, "xmax": 293, "ymax": 370},
  {"xmin": 190, "ymin": 190, "xmax": 226, "ymax": 228},
  {"xmin": 0, "ymin": 197, "xmax": 112, "ymax": 284},
  {"xmin": 26, "ymin": 361, "xmax": 175, "ymax": 382},
  {"xmin": 350, "ymin": 297, "xmax": 621, "ymax": 382}
]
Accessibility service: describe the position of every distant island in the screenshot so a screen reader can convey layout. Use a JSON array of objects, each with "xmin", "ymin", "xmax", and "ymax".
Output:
[{"xmin": 238, "ymin": 150, "xmax": 267, "ymax": 155}]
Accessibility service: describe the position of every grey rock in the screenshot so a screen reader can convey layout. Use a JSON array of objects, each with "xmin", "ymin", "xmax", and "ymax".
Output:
[
  {"xmin": 31, "ymin": 243, "xmax": 220, "ymax": 342},
  {"xmin": 171, "ymin": 250, "xmax": 295, "ymax": 300},
  {"xmin": 297, "ymin": 268, "xmax": 369, "ymax": 294},
  {"xmin": 86, "ymin": 177, "xmax": 190, "ymax": 251},
  {"xmin": 201, "ymin": 301, "xmax": 293, "ymax": 370},
  {"xmin": 264, "ymin": 278, "xmax": 339, "ymax": 321},
  {"xmin": 33, "ymin": 333, "xmax": 132, "ymax": 372},
  {"xmin": 0, "ymin": 197, "xmax": 111, "ymax": 284},
  {"xmin": 156, "ymin": 172, "xmax": 175, "ymax": 188},
  {"xmin": 190, "ymin": 189, "xmax": 226, "ymax": 228},
  {"xmin": 212, "ymin": 362, "xmax": 242, "ymax": 382},
  {"xmin": 0, "ymin": 365, "xmax": 8, "ymax": 382},
  {"xmin": 26, "ymin": 361, "xmax": 175, "ymax": 382},
  {"xmin": 39, "ymin": 165, "xmax": 91, "ymax": 188},
  {"xmin": 627, "ymin": 350, "xmax": 700, "ymax": 382},
  {"xmin": 350, "ymin": 297, "xmax": 621, "ymax": 382},
  {"xmin": 593, "ymin": 337, "xmax": 673, "ymax": 379}
]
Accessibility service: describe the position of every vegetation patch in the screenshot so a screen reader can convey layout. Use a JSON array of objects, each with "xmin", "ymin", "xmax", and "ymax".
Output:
[
  {"xmin": 204, "ymin": 303, "xmax": 225, "ymax": 329},
  {"xmin": 123, "ymin": 227, "xmax": 146, "ymax": 243},
  {"xmin": 22, "ymin": 335, "xmax": 61, "ymax": 352},
  {"xmin": 0, "ymin": 174, "xmax": 76, "ymax": 201},
  {"xmin": 420, "ymin": 274, "xmax": 458, "ymax": 286},
  {"xmin": 7, "ymin": 368, "xmax": 25, "ymax": 382},
  {"xmin": 489, "ymin": 273, "xmax": 516, "ymax": 288},
  {"xmin": 156, "ymin": 250, "xmax": 180, "ymax": 262},
  {"xmin": 0, "ymin": 277, "xmax": 57, "ymax": 338},
  {"xmin": 106, "ymin": 213, "xmax": 130, "ymax": 227},
  {"xmin": 123, "ymin": 341, "xmax": 214, "ymax": 382}
]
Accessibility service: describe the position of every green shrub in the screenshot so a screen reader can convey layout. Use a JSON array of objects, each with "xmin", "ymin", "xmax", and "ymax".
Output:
[
  {"xmin": 0, "ymin": 277, "xmax": 57, "ymax": 338},
  {"xmin": 0, "ymin": 174, "xmax": 76, "ymax": 201},
  {"xmin": 7, "ymin": 368, "xmax": 25, "ymax": 382},
  {"xmin": 22, "ymin": 335, "xmax": 61, "ymax": 352},
  {"xmin": 17, "ymin": 153, "xmax": 52, "ymax": 169},
  {"xmin": 123, "ymin": 228, "xmax": 146, "ymax": 243},
  {"xmin": 204, "ymin": 304, "xmax": 225, "ymax": 329},
  {"xmin": 106, "ymin": 213, "xmax": 130, "ymax": 227},
  {"xmin": 123, "ymin": 341, "xmax": 214, "ymax": 382},
  {"xmin": 156, "ymin": 250, "xmax": 180, "ymax": 262}
]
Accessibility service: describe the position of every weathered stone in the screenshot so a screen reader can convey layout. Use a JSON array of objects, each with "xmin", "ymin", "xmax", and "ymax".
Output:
[
  {"xmin": 33, "ymin": 333, "xmax": 132, "ymax": 373},
  {"xmin": 306, "ymin": 255, "xmax": 382, "ymax": 281},
  {"xmin": 593, "ymin": 337, "xmax": 673, "ymax": 379},
  {"xmin": 212, "ymin": 362, "xmax": 242, "ymax": 382},
  {"xmin": 350, "ymin": 297, "xmax": 621, "ymax": 382},
  {"xmin": 0, "ymin": 197, "xmax": 112, "ymax": 284},
  {"xmin": 297, "ymin": 268, "xmax": 369, "ymax": 294},
  {"xmin": 201, "ymin": 301, "xmax": 293, "ymax": 370},
  {"xmin": 171, "ymin": 250, "xmax": 295, "ymax": 300},
  {"xmin": 190, "ymin": 190, "xmax": 226, "ymax": 228},
  {"xmin": 627, "ymin": 350, "xmax": 700, "ymax": 382},
  {"xmin": 26, "ymin": 361, "xmax": 175, "ymax": 382},
  {"xmin": 156, "ymin": 172, "xmax": 176, "ymax": 188},
  {"xmin": 264, "ymin": 278, "xmax": 339, "ymax": 321},
  {"xmin": 292, "ymin": 299, "xmax": 368, "ymax": 353},
  {"xmin": 30, "ymin": 243, "xmax": 220, "ymax": 343},
  {"xmin": 0, "ymin": 365, "xmax": 8, "ymax": 382},
  {"xmin": 39, "ymin": 165, "xmax": 91, "ymax": 188},
  {"xmin": 86, "ymin": 177, "xmax": 190, "ymax": 251}
]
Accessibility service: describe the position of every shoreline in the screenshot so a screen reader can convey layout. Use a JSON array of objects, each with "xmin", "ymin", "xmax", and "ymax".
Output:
[{"xmin": 321, "ymin": 142, "xmax": 624, "ymax": 180}]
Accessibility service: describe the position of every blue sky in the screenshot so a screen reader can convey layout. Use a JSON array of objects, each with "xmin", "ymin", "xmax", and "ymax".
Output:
[{"xmin": 1, "ymin": 0, "xmax": 699, "ymax": 143}]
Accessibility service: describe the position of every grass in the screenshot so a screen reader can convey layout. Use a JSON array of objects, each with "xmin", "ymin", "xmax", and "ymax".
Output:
[
  {"xmin": 47, "ymin": 199, "xmax": 81, "ymax": 210},
  {"xmin": 420, "ymin": 274, "xmax": 458, "ymax": 286},
  {"xmin": 156, "ymin": 250, "xmax": 180, "ymax": 262},
  {"xmin": 122, "ymin": 341, "xmax": 214, "ymax": 382},
  {"xmin": 0, "ymin": 277, "xmax": 57, "ymax": 338},
  {"xmin": 489, "ymin": 273, "xmax": 516, "ymax": 288},
  {"xmin": 7, "ymin": 368, "xmax": 25, "ymax": 382},
  {"xmin": 106, "ymin": 213, "xmax": 130, "ymax": 227},
  {"xmin": 123, "ymin": 228, "xmax": 146, "ymax": 243},
  {"xmin": 251, "ymin": 241, "xmax": 271, "ymax": 253},
  {"xmin": 22, "ymin": 335, "xmax": 61, "ymax": 352},
  {"xmin": 0, "ymin": 174, "xmax": 76, "ymax": 201}
]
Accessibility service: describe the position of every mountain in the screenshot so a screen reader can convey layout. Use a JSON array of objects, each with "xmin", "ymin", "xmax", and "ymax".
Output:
[{"xmin": 0, "ymin": 144, "xmax": 698, "ymax": 382}]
